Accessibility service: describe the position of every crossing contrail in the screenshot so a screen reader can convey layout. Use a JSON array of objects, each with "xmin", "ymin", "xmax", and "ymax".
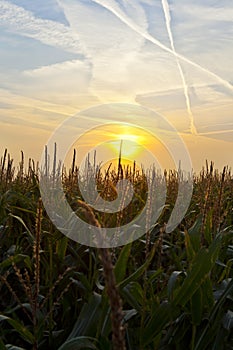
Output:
[
  {"xmin": 91, "ymin": 0, "xmax": 233, "ymax": 94},
  {"xmin": 161, "ymin": 0, "xmax": 197, "ymax": 134}
]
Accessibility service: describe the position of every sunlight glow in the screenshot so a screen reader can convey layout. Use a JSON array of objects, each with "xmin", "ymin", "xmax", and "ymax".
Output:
[
  {"xmin": 109, "ymin": 139, "xmax": 142, "ymax": 158},
  {"xmin": 108, "ymin": 126, "xmax": 147, "ymax": 158}
]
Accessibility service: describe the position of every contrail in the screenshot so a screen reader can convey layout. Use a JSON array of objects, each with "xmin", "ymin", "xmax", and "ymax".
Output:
[
  {"xmin": 91, "ymin": 0, "xmax": 233, "ymax": 93},
  {"xmin": 161, "ymin": 0, "xmax": 197, "ymax": 134}
]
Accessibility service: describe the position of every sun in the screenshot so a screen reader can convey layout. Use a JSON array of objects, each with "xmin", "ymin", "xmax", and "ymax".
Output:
[
  {"xmin": 118, "ymin": 133, "xmax": 141, "ymax": 143},
  {"xmin": 65, "ymin": 122, "xmax": 175, "ymax": 170},
  {"xmin": 115, "ymin": 124, "xmax": 145, "ymax": 144},
  {"xmin": 108, "ymin": 139, "xmax": 142, "ymax": 158},
  {"xmin": 107, "ymin": 126, "xmax": 146, "ymax": 159}
]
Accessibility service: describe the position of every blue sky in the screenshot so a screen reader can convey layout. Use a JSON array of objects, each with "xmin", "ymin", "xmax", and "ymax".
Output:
[{"xmin": 0, "ymin": 0, "xmax": 232, "ymax": 170}]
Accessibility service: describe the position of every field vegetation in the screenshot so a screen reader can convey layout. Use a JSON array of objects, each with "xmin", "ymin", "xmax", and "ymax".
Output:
[{"xmin": 0, "ymin": 148, "xmax": 232, "ymax": 349}]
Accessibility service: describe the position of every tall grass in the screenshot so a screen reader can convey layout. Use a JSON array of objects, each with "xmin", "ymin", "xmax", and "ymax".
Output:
[{"xmin": 0, "ymin": 148, "xmax": 232, "ymax": 349}]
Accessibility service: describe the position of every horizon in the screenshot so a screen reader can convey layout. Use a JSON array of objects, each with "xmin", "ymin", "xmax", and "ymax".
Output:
[
  {"xmin": 1, "ymin": 144, "xmax": 232, "ymax": 177},
  {"xmin": 0, "ymin": 0, "xmax": 232, "ymax": 172}
]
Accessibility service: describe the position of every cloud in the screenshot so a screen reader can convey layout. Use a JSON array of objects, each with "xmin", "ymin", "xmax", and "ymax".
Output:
[
  {"xmin": 2, "ymin": 0, "xmax": 232, "ymax": 103},
  {"xmin": 89, "ymin": 0, "xmax": 233, "ymax": 95},
  {"xmin": 57, "ymin": 0, "xmax": 147, "ymax": 99},
  {"xmin": 172, "ymin": 2, "xmax": 233, "ymax": 23},
  {"xmin": 0, "ymin": 29, "xmax": 79, "ymax": 73},
  {"xmin": 0, "ymin": 86, "xmax": 74, "ymax": 132},
  {"xmin": 23, "ymin": 59, "xmax": 92, "ymax": 92},
  {"xmin": 0, "ymin": 0, "xmax": 85, "ymax": 55},
  {"xmin": 0, "ymin": 57, "xmax": 100, "ymax": 109},
  {"xmin": 168, "ymin": 1, "xmax": 233, "ymax": 81},
  {"xmin": 9, "ymin": 0, "xmax": 69, "ymax": 25},
  {"xmin": 54, "ymin": 0, "xmax": 201, "ymax": 103},
  {"xmin": 199, "ymin": 130, "xmax": 233, "ymax": 143},
  {"xmin": 0, "ymin": 87, "xmax": 74, "ymax": 115},
  {"xmin": 136, "ymin": 81, "xmax": 233, "ymax": 133},
  {"xmin": 1, "ymin": 0, "xmax": 232, "ymax": 151}
]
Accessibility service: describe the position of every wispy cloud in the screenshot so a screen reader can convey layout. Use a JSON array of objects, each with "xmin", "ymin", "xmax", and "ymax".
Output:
[
  {"xmin": 169, "ymin": 1, "xmax": 233, "ymax": 81},
  {"xmin": 9, "ymin": 0, "xmax": 70, "ymax": 25},
  {"xmin": 57, "ymin": 0, "xmax": 147, "ymax": 100},
  {"xmin": 91, "ymin": 0, "xmax": 233, "ymax": 93},
  {"xmin": 0, "ymin": 87, "xmax": 76, "ymax": 133},
  {"xmin": 0, "ymin": 0, "xmax": 85, "ymax": 55},
  {"xmin": 174, "ymin": 2, "xmax": 233, "ymax": 23},
  {"xmin": 0, "ymin": 87, "xmax": 76, "ymax": 116},
  {"xmin": 23, "ymin": 59, "xmax": 91, "ymax": 89}
]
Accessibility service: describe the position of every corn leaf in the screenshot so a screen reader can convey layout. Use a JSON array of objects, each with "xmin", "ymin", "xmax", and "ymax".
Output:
[
  {"xmin": 191, "ymin": 287, "xmax": 203, "ymax": 325},
  {"xmin": 58, "ymin": 336, "xmax": 98, "ymax": 350},
  {"xmin": 173, "ymin": 235, "xmax": 221, "ymax": 307},
  {"xmin": 114, "ymin": 243, "xmax": 132, "ymax": 284},
  {"xmin": 0, "ymin": 315, "xmax": 34, "ymax": 344}
]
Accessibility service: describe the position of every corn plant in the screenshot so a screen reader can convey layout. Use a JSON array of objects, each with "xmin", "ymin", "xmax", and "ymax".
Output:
[{"xmin": 0, "ymin": 150, "xmax": 232, "ymax": 349}]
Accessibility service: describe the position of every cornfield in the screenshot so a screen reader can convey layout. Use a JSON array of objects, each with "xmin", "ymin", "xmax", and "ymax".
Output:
[{"xmin": 0, "ymin": 148, "xmax": 232, "ymax": 349}]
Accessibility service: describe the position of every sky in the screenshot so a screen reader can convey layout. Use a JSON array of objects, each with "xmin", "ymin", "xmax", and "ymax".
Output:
[{"xmin": 0, "ymin": 0, "xmax": 232, "ymax": 172}]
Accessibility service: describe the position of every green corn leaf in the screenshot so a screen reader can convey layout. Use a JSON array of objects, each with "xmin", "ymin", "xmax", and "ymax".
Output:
[
  {"xmin": 67, "ymin": 293, "xmax": 102, "ymax": 340},
  {"xmin": 173, "ymin": 235, "xmax": 221, "ymax": 307},
  {"xmin": 56, "ymin": 236, "xmax": 68, "ymax": 261},
  {"xmin": 72, "ymin": 272, "xmax": 92, "ymax": 292},
  {"xmin": 117, "ymin": 241, "xmax": 157, "ymax": 289},
  {"xmin": 167, "ymin": 271, "xmax": 186, "ymax": 302},
  {"xmin": 114, "ymin": 243, "xmax": 132, "ymax": 284},
  {"xmin": 201, "ymin": 277, "xmax": 214, "ymax": 310},
  {"xmin": 6, "ymin": 346, "xmax": 27, "ymax": 350},
  {"xmin": 204, "ymin": 210, "xmax": 213, "ymax": 245},
  {"xmin": 184, "ymin": 230, "xmax": 195, "ymax": 262},
  {"xmin": 0, "ymin": 254, "xmax": 32, "ymax": 271},
  {"xmin": 58, "ymin": 336, "xmax": 98, "ymax": 350},
  {"xmin": 0, "ymin": 315, "xmax": 34, "ymax": 344},
  {"xmin": 191, "ymin": 287, "xmax": 203, "ymax": 326},
  {"xmin": 0, "ymin": 339, "xmax": 6, "ymax": 350},
  {"xmin": 194, "ymin": 278, "xmax": 233, "ymax": 349},
  {"xmin": 222, "ymin": 310, "xmax": 233, "ymax": 331},
  {"xmin": 122, "ymin": 282, "xmax": 144, "ymax": 311},
  {"xmin": 9, "ymin": 214, "xmax": 34, "ymax": 244},
  {"xmin": 188, "ymin": 216, "xmax": 202, "ymax": 252},
  {"xmin": 141, "ymin": 302, "xmax": 179, "ymax": 347},
  {"xmin": 123, "ymin": 309, "xmax": 137, "ymax": 324},
  {"xmin": 211, "ymin": 328, "xmax": 226, "ymax": 350},
  {"xmin": 4, "ymin": 303, "xmax": 32, "ymax": 316}
]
